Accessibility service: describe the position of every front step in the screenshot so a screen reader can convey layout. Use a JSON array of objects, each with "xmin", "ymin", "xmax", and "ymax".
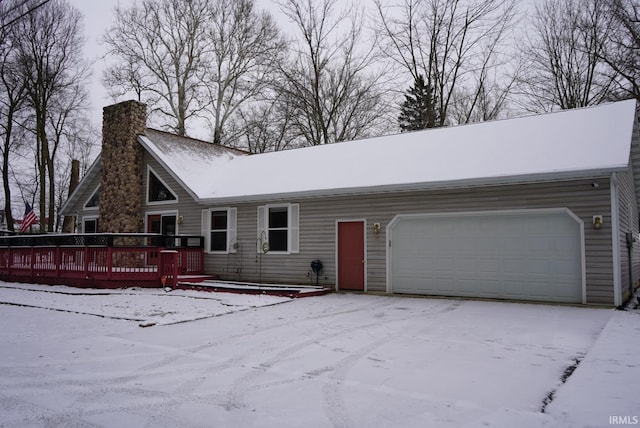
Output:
[
  {"xmin": 176, "ymin": 274, "xmax": 217, "ymax": 284},
  {"xmin": 176, "ymin": 280, "xmax": 330, "ymax": 298}
]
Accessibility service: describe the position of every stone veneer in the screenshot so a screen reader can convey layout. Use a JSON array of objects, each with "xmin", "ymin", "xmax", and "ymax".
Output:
[{"xmin": 99, "ymin": 101, "xmax": 147, "ymax": 233}]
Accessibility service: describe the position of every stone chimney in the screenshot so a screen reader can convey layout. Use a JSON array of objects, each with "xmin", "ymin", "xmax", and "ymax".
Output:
[{"xmin": 99, "ymin": 100, "xmax": 147, "ymax": 233}]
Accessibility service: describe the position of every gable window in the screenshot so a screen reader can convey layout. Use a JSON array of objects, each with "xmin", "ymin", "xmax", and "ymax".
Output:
[
  {"xmin": 257, "ymin": 204, "xmax": 299, "ymax": 254},
  {"xmin": 147, "ymin": 167, "xmax": 177, "ymax": 204},
  {"xmin": 84, "ymin": 186, "xmax": 100, "ymax": 209},
  {"xmin": 202, "ymin": 208, "xmax": 237, "ymax": 253}
]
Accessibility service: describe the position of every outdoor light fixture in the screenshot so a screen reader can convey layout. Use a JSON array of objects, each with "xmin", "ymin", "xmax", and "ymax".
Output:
[
  {"xmin": 593, "ymin": 215, "xmax": 603, "ymax": 230},
  {"xmin": 177, "ymin": 215, "xmax": 183, "ymax": 224},
  {"xmin": 373, "ymin": 223, "xmax": 381, "ymax": 234}
]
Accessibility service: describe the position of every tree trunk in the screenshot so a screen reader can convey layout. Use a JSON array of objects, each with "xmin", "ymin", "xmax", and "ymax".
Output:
[
  {"xmin": 37, "ymin": 114, "xmax": 48, "ymax": 233},
  {"xmin": 2, "ymin": 113, "xmax": 15, "ymax": 231},
  {"xmin": 47, "ymin": 154, "xmax": 55, "ymax": 232}
]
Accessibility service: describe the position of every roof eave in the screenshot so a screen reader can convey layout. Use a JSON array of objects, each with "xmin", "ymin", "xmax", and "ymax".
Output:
[{"xmin": 196, "ymin": 167, "xmax": 627, "ymax": 205}]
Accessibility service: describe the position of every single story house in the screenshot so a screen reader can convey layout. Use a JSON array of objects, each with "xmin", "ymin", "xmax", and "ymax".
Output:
[{"xmin": 60, "ymin": 99, "xmax": 640, "ymax": 306}]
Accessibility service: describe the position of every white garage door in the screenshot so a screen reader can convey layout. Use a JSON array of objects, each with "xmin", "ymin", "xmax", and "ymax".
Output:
[{"xmin": 389, "ymin": 209, "xmax": 584, "ymax": 303}]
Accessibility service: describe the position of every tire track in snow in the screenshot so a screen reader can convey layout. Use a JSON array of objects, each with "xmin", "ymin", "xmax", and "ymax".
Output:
[
  {"xmin": 322, "ymin": 300, "xmax": 463, "ymax": 428},
  {"xmin": 0, "ymin": 301, "xmax": 145, "ymax": 321},
  {"xmin": 123, "ymin": 298, "xmax": 399, "ymax": 424},
  {"xmin": 222, "ymin": 299, "xmax": 462, "ymax": 418},
  {"xmin": 9, "ymin": 295, "xmax": 448, "ymax": 425},
  {"xmin": 220, "ymin": 297, "xmax": 413, "ymax": 411}
]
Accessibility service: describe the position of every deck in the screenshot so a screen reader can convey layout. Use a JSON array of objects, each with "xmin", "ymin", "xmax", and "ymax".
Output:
[{"xmin": 0, "ymin": 233, "xmax": 205, "ymax": 288}]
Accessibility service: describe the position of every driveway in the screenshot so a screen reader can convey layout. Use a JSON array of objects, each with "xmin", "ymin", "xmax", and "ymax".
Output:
[{"xmin": 0, "ymin": 285, "xmax": 630, "ymax": 427}]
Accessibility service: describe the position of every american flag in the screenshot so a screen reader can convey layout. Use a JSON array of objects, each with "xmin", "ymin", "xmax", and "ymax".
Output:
[{"xmin": 19, "ymin": 201, "xmax": 37, "ymax": 234}]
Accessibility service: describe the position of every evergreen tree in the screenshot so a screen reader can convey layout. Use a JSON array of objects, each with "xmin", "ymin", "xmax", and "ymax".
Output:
[{"xmin": 398, "ymin": 74, "xmax": 439, "ymax": 132}]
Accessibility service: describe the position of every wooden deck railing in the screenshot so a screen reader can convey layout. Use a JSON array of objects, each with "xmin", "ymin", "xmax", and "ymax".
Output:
[{"xmin": 0, "ymin": 233, "xmax": 204, "ymax": 288}]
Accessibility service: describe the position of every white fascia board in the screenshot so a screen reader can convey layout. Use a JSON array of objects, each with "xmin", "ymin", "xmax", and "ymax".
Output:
[{"xmin": 196, "ymin": 167, "xmax": 627, "ymax": 205}]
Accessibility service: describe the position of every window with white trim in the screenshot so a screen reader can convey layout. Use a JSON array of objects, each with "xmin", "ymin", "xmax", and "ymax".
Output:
[
  {"xmin": 83, "ymin": 217, "xmax": 98, "ymax": 233},
  {"xmin": 202, "ymin": 208, "xmax": 237, "ymax": 253},
  {"xmin": 257, "ymin": 204, "xmax": 299, "ymax": 253},
  {"xmin": 147, "ymin": 167, "xmax": 178, "ymax": 204},
  {"xmin": 84, "ymin": 186, "xmax": 100, "ymax": 209}
]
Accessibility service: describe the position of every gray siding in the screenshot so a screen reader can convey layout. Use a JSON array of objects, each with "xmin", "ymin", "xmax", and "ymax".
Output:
[
  {"xmin": 61, "ymin": 163, "xmax": 102, "ymax": 230},
  {"xmin": 624, "ymin": 117, "xmax": 640, "ymax": 302},
  {"xmin": 141, "ymin": 152, "xmax": 204, "ymax": 236},
  {"xmin": 617, "ymin": 167, "xmax": 640, "ymax": 302},
  {"xmin": 630, "ymin": 118, "xmax": 640, "ymax": 214},
  {"xmin": 203, "ymin": 178, "xmax": 615, "ymax": 305}
]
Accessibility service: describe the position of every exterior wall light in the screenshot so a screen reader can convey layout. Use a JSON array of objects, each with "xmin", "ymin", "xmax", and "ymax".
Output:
[
  {"xmin": 593, "ymin": 215, "xmax": 603, "ymax": 230},
  {"xmin": 373, "ymin": 223, "xmax": 381, "ymax": 234},
  {"xmin": 177, "ymin": 215, "xmax": 183, "ymax": 224}
]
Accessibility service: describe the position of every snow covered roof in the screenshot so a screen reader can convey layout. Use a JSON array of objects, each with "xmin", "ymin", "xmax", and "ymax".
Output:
[
  {"xmin": 138, "ymin": 129, "xmax": 245, "ymax": 200},
  {"xmin": 141, "ymin": 99, "xmax": 638, "ymax": 203}
]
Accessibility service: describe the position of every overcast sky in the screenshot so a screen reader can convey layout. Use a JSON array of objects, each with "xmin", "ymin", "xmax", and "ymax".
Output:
[
  {"xmin": 69, "ymin": 0, "xmax": 282, "ymax": 139},
  {"xmin": 68, "ymin": 0, "xmax": 127, "ymax": 133}
]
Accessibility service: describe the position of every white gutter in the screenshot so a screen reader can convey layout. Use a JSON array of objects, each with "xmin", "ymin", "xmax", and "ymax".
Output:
[{"xmin": 611, "ymin": 172, "xmax": 622, "ymax": 306}]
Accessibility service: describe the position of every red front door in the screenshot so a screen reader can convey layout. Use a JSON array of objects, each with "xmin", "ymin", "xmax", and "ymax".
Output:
[{"xmin": 337, "ymin": 221, "xmax": 365, "ymax": 291}]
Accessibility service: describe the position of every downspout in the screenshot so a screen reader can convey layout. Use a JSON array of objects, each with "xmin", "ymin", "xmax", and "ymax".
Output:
[
  {"xmin": 611, "ymin": 173, "xmax": 622, "ymax": 307},
  {"xmin": 626, "ymin": 231, "xmax": 635, "ymax": 307}
]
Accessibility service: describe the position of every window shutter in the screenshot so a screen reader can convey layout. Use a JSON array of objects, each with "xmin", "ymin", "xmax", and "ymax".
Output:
[
  {"xmin": 228, "ymin": 208, "xmax": 237, "ymax": 253},
  {"xmin": 290, "ymin": 204, "xmax": 300, "ymax": 253},
  {"xmin": 257, "ymin": 205, "xmax": 266, "ymax": 253},
  {"xmin": 201, "ymin": 209, "xmax": 210, "ymax": 252}
]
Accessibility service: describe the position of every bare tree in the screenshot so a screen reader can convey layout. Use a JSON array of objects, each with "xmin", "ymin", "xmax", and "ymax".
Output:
[
  {"xmin": 518, "ymin": 0, "xmax": 615, "ymax": 112},
  {"xmin": 0, "ymin": 0, "xmax": 28, "ymax": 231},
  {"xmin": 13, "ymin": 0, "xmax": 88, "ymax": 231},
  {"xmin": 0, "ymin": 0, "xmax": 52, "ymax": 34},
  {"xmin": 235, "ymin": 94, "xmax": 296, "ymax": 153},
  {"xmin": 103, "ymin": 0, "xmax": 210, "ymax": 137},
  {"xmin": 601, "ymin": 0, "xmax": 640, "ymax": 102},
  {"xmin": 276, "ymin": 0, "xmax": 390, "ymax": 147},
  {"xmin": 47, "ymin": 82, "xmax": 90, "ymax": 231},
  {"xmin": 103, "ymin": 0, "xmax": 286, "ymax": 143},
  {"xmin": 374, "ymin": 0, "xmax": 518, "ymax": 127},
  {"xmin": 203, "ymin": 0, "xmax": 288, "ymax": 145}
]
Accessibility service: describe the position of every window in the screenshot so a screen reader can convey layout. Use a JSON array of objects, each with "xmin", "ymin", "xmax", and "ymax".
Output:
[
  {"xmin": 202, "ymin": 208, "xmax": 236, "ymax": 253},
  {"xmin": 83, "ymin": 217, "xmax": 98, "ymax": 233},
  {"xmin": 147, "ymin": 167, "xmax": 177, "ymax": 203},
  {"xmin": 268, "ymin": 207, "xmax": 288, "ymax": 252},
  {"xmin": 210, "ymin": 210, "xmax": 228, "ymax": 251},
  {"xmin": 84, "ymin": 186, "xmax": 100, "ymax": 209},
  {"xmin": 257, "ymin": 204, "xmax": 299, "ymax": 253}
]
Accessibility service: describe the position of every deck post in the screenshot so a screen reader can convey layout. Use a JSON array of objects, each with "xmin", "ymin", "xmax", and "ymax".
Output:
[
  {"xmin": 55, "ymin": 247, "xmax": 61, "ymax": 279},
  {"xmin": 159, "ymin": 250, "xmax": 179, "ymax": 288},
  {"xmin": 107, "ymin": 246, "xmax": 113, "ymax": 280},
  {"xmin": 83, "ymin": 247, "xmax": 90, "ymax": 279},
  {"xmin": 30, "ymin": 247, "xmax": 34, "ymax": 278},
  {"xmin": 7, "ymin": 248, "xmax": 12, "ymax": 276}
]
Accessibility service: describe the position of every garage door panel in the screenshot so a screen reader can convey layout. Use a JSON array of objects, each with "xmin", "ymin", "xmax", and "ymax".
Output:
[{"xmin": 390, "ymin": 211, "xmax": 583, "ymax": 303}]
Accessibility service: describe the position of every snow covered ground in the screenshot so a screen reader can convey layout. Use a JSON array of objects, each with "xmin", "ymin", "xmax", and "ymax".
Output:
[{"xmin": 0, "ymin": 281, "xmax": 638, "ymax": 427}]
